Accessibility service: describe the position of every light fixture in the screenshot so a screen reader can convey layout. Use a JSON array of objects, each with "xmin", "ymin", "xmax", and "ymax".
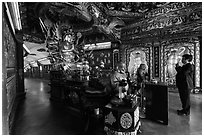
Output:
[
  {"xmin": 13, "ymin": 2, "xmax": 22, "ymax": 30},
  {"xmin": 38, "ymin": 58, "xmax": 47, "ymax": 62},
  {"xmin": 4, "ymin": 2, "xmax": 15, "ymax": 33},
  {"xmin": 84, "ymin": 42, "xmax": 111, "ymax": 50},
  {"xmin": 23, "ymin": 44, "xmax": 30, "ymax": 54}
]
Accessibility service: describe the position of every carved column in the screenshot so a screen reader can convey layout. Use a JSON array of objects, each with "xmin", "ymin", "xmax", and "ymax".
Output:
[
  {"xmin": 160, "ymin": 42, "xmax": 165, "ymax": 82},
  {"xmin": 153, "ymin": 42, "xmax": 160, "ymax": 81},
  {"xmin": 194, "ymin": 38, "xmax": 201, "ymax": 88}
]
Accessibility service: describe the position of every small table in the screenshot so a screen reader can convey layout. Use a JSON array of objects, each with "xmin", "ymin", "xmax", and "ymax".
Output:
[{"xmin": 103, "ymin": 103, "xmax": 141, "ymax": 135}]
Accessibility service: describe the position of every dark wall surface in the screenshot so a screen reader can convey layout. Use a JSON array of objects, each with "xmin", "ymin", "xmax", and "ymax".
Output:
[{"xmin": 2, "ymin": 3, "xmax": 25, "ymax": 134}]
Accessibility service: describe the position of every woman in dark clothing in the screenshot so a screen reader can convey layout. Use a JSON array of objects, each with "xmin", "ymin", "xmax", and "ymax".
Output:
[
  {"xmin": 136, "ymin": 64, "xmax": 148, "ymax": 93},
  {"xmin": 175, "ymin": 54, "xmax": 194, "ymax": 116}
]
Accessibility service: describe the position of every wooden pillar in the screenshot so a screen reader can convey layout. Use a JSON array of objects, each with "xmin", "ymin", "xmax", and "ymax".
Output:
[{"xmin": 16, "ymin": 36, "xmax": 26, "ymax": 99}]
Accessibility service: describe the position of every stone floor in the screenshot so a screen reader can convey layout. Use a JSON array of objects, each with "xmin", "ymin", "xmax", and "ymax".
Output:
[{"xmin": 12, "ymin": 78, "xmax": 202, "ymax": 135}]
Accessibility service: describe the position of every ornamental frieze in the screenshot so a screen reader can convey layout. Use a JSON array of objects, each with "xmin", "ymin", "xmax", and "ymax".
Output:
[
  {"xmin": 161, "ymin": 38, "xmax": 191, "ymax": 46},
  {"xmin": 122, "ymin": 3, "xmax": 201, "ymax": 38},
  {"xmin": 122, "ymin": 14, "xmax": 193, "ymax": 37},
  {"xmin": 122, "ymin": 15, "xmax": 186, "ymax": 36},
  {"xmin": 144, "ymin": 2, "xmax": 197, "ymax": 19},
  {"xmin": 144, "ymin": 16, "xmax": 187, "ymax": 32},
  {"xmin": 124, "ymin": 2, "xmax": 200, "ymax": 29},
  {"xmin": 162, "ymin": 22, "xmax": 202, "ymax": 36},
  {"xmin": 161, "ymin": 37, "xmax": 199, "ymax": 48},
  {"xmin": 121, "ymin": 29, "xmax": 161, "ymax": 41},
  {"xmin": 122, "ymin": 19, "xmax": 201, "ymax": 41},
  {"xmin": 107, "ymin": 10, "xmax": 141, "ymax": 18}
]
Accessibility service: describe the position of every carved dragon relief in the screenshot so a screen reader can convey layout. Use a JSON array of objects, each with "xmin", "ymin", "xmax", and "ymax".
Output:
[
  {"xmin": 22, "ymin": 2, "xmax": 180, "ymax": 44},
  {"xmin": 36, "ymin": 2, "xmax": 125, "ymax": 42},
  {"xmin": 33, "ymin": 2, "xmax": 127, "ymax": 68}
]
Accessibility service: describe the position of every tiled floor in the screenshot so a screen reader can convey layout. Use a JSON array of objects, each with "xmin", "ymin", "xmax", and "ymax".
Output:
[{"xmin": 12, "ymin": 78, "xmax": 202, "ymax": 135}]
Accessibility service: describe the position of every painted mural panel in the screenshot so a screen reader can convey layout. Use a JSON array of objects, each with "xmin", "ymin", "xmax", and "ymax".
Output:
[{"xmin": 164, "ymin": 43, "xmax": 194, "ymax": 86}]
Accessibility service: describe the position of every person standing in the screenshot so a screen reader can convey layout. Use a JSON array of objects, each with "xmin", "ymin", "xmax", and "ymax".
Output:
[
  {"xmin": 136, "ymin": 64, "xmax": 148, "ymax": 118},
  {"xmin": 175, "ymin": 54, "xmax": 194, "ymax": 116},
  {"xmin": 136, "ymin": 64, "xmax": 148, "ymax": 94}
]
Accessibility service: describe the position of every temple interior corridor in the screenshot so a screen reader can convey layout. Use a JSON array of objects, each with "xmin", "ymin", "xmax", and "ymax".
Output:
[{"xmin": 2, "ymin": 2, "xmax": 202, "ymax": 135}]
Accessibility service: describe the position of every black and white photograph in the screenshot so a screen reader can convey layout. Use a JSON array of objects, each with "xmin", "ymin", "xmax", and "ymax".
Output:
[{"xmin": 2, "ymin": 1, "xmax": 202, "ymax": 135}]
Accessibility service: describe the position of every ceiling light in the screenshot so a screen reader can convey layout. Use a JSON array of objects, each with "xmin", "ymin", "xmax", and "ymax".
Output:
[
  {"xmin": 23, "ymin": 44, "xmax": 30, "ymax": 54},
  {"xmin": 38, "ymin": 58, "xmax": 47, "ymax": 62},
  {"xmin": 14, "ymin": 2, "xmax": 22, "ymax": 30},
  {"xmin": 4, "ymin": 3, "xmax": 15, "ymax": 33},
  {"xmin": 84, "ymin": 42, "xmax": 111, "ymax": 50}
]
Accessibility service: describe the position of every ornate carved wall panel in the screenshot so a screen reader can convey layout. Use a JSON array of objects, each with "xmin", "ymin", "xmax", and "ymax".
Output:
[
  {"xmin": 121, "ymin": 38, "xmax": 201, "ymax": 88},
  {"xmin": 123, "ymin": 44, "xmax": 153, "ymax": 80},
  {"xmin": 88, "ymin": 49, "xmax": 113, "ymax": 70},
  {"xmin": 120, "ymin": 2, "xmax": 201, "ymax": 88},
  {"xmin": 161, "ymin": 38, "xmax": 198, "ymax": 86},
  {"xmin": 121, "ymin": 2, "xmax": 201, "ymax": 42}
]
